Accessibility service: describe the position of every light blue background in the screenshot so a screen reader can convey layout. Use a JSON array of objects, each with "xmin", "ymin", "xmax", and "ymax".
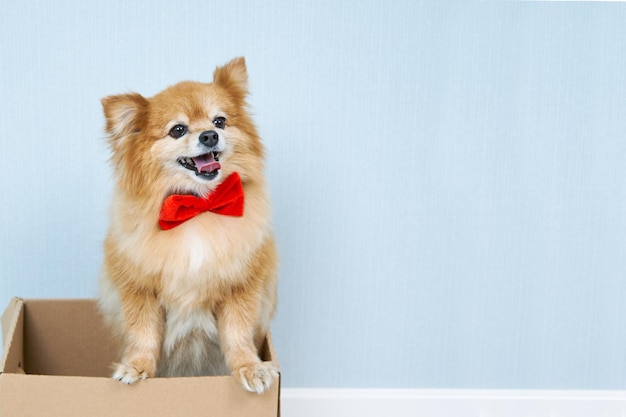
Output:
[{"xmin": 2, "ymin": 1, "xmax": 626, "ymax": 389}]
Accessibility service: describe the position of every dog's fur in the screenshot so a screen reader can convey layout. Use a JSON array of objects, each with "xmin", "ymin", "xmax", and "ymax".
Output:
[{"xmin": 98, "ymin": 57, "xmax": 278, "ymax": 393}]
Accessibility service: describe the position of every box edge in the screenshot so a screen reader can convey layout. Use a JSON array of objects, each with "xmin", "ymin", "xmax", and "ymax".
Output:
[{"xmin": 0, "ymin": 297, "xmax": 24, "ymax": 373}]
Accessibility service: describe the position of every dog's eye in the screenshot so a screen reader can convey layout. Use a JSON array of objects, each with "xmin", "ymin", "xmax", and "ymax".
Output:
[
  {"xmin": 169, "ymin": 124, "xmax": 187, "ymax": 139},
  {"xmin": 213, "ymin": 117, "xmax": 226, "ymax": 129}
]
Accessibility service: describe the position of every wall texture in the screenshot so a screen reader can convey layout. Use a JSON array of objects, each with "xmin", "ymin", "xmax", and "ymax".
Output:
[{"xmin": 2, "ymin": 0, "xmax": 626, "ymax": 389}]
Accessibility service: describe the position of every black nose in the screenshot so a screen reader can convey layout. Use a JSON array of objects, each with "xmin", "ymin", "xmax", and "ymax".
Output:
[{"xmin": 199, "ymin": 130, "xmax": 219, "ymax": 148}]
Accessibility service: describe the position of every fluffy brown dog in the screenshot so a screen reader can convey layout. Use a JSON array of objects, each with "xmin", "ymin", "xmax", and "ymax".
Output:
[{"xmin": 98, "ymin": 57, "xmax": 278, "ymax": 393}]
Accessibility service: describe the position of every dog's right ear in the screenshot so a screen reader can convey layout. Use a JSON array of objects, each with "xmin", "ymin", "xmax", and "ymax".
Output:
[
  {"xmin": 213, "ymin": 57, "xmax": 248, "ymax": 105},
  {"xmin": 101, "ymin": 93, "xmax": 148, "ymax": 142}
]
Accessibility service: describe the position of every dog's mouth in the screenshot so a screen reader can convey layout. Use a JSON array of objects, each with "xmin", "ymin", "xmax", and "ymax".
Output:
[{"xmin": 177, "ymin": 151, "xmax": 221, "ymax": 180}]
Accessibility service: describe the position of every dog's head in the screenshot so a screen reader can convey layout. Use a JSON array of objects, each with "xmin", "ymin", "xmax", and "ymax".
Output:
[{"xmin": 102, "ymin": 57, "xmax": 263, "ymax": 198}]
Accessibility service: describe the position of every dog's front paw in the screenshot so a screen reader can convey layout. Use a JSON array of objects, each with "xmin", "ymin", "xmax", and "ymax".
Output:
[
  {"xmin": 112, "ymin": 361, "xmax": 153, "ymax": 385},
  {"xmin": 234, "ymin": 361, "xmax": 279, "ymax": 394}
]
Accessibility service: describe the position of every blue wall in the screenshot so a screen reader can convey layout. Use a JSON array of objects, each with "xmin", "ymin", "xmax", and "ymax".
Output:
[{"xmin": 2, "ymin": 1, "xmax": 626, "ymax": 389}]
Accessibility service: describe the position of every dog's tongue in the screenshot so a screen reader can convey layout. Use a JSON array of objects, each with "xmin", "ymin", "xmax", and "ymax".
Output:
[{"xmin": 193, "ymin": 153, "xmax": 221, "ymax": 173}]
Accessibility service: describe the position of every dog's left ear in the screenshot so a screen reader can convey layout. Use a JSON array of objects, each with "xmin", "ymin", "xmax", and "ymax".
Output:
[
  {"xmin": 101, "ymin": 93, "xmax": 148, "ymax": 142},
  {"xmin": 213, "ymin": 57, "xmax": 248, "ymax": 103}
]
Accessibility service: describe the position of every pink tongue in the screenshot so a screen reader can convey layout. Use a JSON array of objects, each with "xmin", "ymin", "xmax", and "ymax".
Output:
[{"xmin": 192, "ymin": 153, "xmax": 221, "ymax": 173}]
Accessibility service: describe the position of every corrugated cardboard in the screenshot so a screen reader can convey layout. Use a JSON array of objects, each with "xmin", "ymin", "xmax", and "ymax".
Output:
[{"xmin": 0, "ymin": 298, "xmax": 280, "ymax": 416}]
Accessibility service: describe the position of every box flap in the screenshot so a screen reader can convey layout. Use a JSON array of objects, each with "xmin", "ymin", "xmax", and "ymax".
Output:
[
  {"xmin": 0, "ymin": 298, "xmax": 24, "ymax": 373},
  {"xmin": 263, "ymin": 331, "xmax": 280, "ymax": 371},
  {"xmin": 264, "ymin": 332, "xmax": 281, "ymax": 417}
]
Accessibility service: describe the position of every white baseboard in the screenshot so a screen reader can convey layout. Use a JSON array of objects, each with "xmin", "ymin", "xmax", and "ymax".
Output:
[{"xmin": 280, "ymin": 389, "xmax": 626, "ymax": 417}]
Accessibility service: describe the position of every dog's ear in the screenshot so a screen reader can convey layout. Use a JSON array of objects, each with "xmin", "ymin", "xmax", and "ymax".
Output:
[
  {"xmin": 213, "ymin": 57, "xmax": 248, "ymax": 103},
  {"xmin": 101, "ymin": 93, "xmax": 148, "ymax": 142}
]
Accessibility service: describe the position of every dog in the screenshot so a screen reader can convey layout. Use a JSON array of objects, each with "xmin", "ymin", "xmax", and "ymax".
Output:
[{"xmin": 97, "ymin": 57, "xmax": 278, "ymax": 394}]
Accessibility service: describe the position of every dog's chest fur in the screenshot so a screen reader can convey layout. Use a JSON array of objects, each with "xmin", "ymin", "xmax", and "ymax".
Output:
[
  {"xmin": 157, "ymin": 305, "xmax": 229, "ymax": 377},
  {"xmin": 110, "ymin": 191, "xmax": 270, "ymax": 298}
]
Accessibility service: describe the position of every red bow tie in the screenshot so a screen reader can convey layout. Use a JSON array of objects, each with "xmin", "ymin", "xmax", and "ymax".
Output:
[{"xmin": 158, "ymin": 172, "xmax": 244, "ymax": 230}]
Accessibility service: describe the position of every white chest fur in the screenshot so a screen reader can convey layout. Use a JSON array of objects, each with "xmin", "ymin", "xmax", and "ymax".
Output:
[
  {"xmin": 112, "ymin": 202, "xmax": 269, "ymax": 293},
  {"xmin": 162, "ymin": 305, "xmax": 219, "ymax": 353}
]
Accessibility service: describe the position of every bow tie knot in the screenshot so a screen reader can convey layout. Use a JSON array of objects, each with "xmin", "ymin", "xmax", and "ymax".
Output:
[{"xmin": 158, "ymin": 172, "xmax": 244, "ymax": 230}]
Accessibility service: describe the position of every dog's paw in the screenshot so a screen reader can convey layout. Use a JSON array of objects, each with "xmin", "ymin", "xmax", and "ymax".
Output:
[
  {"xmin": 234, "ymin": 361, "xmax": 279, "ymax": 394},
  {"xmin": 112, "ymin": 362, "xmax": 151, "ymax": 385}
]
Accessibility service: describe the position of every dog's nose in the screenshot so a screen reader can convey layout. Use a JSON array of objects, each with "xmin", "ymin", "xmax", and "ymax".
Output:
[{"xmin": 199, "ymin": 130, "xmax": 219, "ymax": 148}]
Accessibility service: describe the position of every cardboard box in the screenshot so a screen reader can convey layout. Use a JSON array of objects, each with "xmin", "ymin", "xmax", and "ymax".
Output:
[{"xmin": 0, "ymin": 298, "xmax": 280, "ymax": 416}]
